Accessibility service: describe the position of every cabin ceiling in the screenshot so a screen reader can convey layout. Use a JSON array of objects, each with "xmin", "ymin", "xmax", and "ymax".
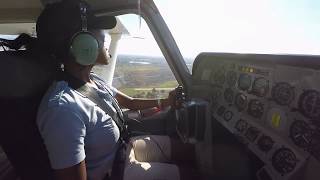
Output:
[
  {"xmin": 0, "ymin": 0, "xmax": 42, "ymax": 23},
  {"xmin": 1, "ymin": 0, "xmax": 41, "ymax": 9},
  {"xmin": 0, "ymin": 0, "xmax": 132, "ymax": 35},
  {"xmin": 0, "ymin": 0, "xmax": 130, "ymax": 23}
]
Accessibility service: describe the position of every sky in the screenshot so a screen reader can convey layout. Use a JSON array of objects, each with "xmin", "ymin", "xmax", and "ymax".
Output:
[{"xmin": 115, "ymin": 0, "xmax": 320, "ymax": 59}]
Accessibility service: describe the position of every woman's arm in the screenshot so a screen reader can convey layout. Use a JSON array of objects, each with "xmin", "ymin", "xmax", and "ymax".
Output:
[
  {"xmin": 54, "ymin": 161, "xmax": 87, "ymax": 180},
  {"xmin": 115, "ymin": 90, "xmax": 175, "ymax": 111},
  {"xmin": 37, "ymin": 107, "xmax": 87, "ymax": 180}
]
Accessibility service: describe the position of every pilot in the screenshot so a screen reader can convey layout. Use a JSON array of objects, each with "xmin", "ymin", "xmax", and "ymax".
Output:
[{"xmin": 35, "ymin": 1, "xmax": 196, "ymax": 180}]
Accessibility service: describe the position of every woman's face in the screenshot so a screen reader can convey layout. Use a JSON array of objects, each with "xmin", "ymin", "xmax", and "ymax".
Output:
[{"xmin": 92, "ymin": 29, "xmax": 111, "ymax": 65}]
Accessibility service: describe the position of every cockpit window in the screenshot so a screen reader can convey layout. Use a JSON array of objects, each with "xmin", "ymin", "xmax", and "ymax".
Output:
[
  {"xmin": 154, "ymin": 0, "xmax": 320, "ymax": 62},
  {"xmin": 93, "ymin": 14, "xmax": 178, "ymax": 98},
  {"xmin": 0, "ymin": 34, "xmax": 18, "ymax": 51}
]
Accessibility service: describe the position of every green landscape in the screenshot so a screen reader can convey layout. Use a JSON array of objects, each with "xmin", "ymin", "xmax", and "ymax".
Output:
[
  {"xmin": 113, "ymin": 55, "xmax": 178, "ymax": 98},
  {"xmin": 94, "ymin": 54, "xmax": 192, "ymax": 98}
]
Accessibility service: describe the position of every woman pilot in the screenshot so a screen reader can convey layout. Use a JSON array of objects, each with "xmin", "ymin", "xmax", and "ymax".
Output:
[{"xmin": 36, "ymin": 1, "xmax": 196, "ymax": 180}]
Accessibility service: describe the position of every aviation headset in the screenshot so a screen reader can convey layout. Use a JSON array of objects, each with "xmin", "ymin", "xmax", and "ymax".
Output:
[{"xmin": 69, "ymin": 1, "xmax": 100, "ymax": 65}]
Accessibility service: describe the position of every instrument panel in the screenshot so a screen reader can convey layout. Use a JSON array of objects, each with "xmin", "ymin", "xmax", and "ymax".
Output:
[{"xmin": 191, "ymin": 53, "xmax": 320, "ymax": 180}]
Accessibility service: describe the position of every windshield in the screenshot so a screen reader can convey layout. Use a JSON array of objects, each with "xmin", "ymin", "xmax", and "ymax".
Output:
[{"xmin": 154, "ymin": 0, "xmax": 320, "ymax": 62}]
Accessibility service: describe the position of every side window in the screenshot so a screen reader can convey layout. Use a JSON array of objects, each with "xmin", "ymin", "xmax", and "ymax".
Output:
[
  {"xmin": 0, "ymin": 34, "xmax": 18, "ymax": 51},
  {"xmin": 93, "ymin": 14, "xmax": 178, "ymax": 99}
]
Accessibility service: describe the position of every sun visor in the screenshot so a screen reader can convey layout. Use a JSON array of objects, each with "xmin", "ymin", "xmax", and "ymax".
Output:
[{"xmin": 89, "ymin": 15, "xmax": 117, "ymax": 30}]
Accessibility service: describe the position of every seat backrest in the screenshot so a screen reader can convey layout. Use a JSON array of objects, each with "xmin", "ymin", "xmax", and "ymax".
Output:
[
  {"xmin": 0, "ymin": 50, "xmax": 56, "ymax": 180},
  {"xmin": 0, "ymin": 146, "xmax": 18, "ymax": 180}
]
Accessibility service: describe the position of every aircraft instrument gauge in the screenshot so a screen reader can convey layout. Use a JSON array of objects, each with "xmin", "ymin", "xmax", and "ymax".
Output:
[
  {"xmin": 238, "ymin": 74, "xmax": 252, "ymax": 91},
  {"xmin": 245, "ymin": 126, "xmax": 260, "ymax": 142},
  {"xmin": 235, "ymin": 119, "xmax": 249, "ymax": 133},
  {"xmin": 298, "ymin": 90, "xmax": 320, "ymax": 119},
  {"xmin": 272, "ymin": 82, "xmax": 295, "ymax": 106},
  {"xmin": 272, "ymin": 148, "xmax": 297, "ymax": 175},
  {"xmin": 252, "ymin": 77, "xmax": 269, "ymax": 97},
  {"xmin": 248, "ymin": 99, "xmax": 264, "ymax": 118},
  {"xmin": 257, "ymin": 135, "xmax": 274, "ymax": 152},
  {"xmin": 217, "ymin": 106, "xmax": 226, "ymax": 116},
  {"xmin": 235, "ymin": 93, "xmax": 247, "ymax": 111},
  {"xmin": 290, "ymin": 120, "xmax": 312, "ymax": 149}
]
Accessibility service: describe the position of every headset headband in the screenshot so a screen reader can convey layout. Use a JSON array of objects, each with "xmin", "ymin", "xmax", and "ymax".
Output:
[
  {"xmin": 69, "ymin": 1, "xmax": 100, "ymax": 66},
  {"xmin": 79, "ymin": 2, "xmax": 88, "ymax": 31}
]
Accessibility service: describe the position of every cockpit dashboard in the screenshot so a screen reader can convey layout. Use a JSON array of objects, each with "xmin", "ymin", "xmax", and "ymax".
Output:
[{"xmin": 177, "ymin": 52, "xmax": 320, "ymax": 180}]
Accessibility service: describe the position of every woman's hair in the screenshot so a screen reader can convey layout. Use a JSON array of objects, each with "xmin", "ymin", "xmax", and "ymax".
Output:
[{"xmin": 36, "ymin": 0, "xmax": 116, "ymax": 63}]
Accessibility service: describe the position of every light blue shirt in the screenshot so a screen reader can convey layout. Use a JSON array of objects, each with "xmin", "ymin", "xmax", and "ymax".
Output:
[{"xmin": 37, "ymin": 74, "xmax": 120, "ymax": 180}]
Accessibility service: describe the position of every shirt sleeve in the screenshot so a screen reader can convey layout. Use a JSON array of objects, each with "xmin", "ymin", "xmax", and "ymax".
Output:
[{"xmin": 37, "ymin": 106, "xmax": 86, "ymax": 169}]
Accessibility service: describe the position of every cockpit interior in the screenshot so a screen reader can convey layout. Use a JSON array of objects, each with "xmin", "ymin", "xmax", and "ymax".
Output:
[
  {"xmin": 0, "ymin": 0, "xmax": 319, "ymax": 180},
  {"xmin": 181, "ymin": 53, "xmax": 320, "ymax": 180}
]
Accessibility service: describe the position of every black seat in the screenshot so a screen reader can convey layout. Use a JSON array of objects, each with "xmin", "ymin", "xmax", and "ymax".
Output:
[
  {"xmin": 0, "ymin": 146, "xmax": 18, "ymax": 180},
  {"xmin": 0, "ymin": 50, "xmax": 56, "ymax": 180}
]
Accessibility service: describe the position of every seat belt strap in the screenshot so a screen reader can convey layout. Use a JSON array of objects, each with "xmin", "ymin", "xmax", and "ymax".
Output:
[
  {"xmin": 76, "ymin": 85, "xmax": 125, "ymax": 132},
  {"xmin": 57, "ymin": 72, "xmax": 126, "ymax": 134}
]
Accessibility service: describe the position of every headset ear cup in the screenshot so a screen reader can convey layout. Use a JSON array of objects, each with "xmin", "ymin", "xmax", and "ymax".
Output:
[{"xmin": 70, "ymin": 33, "xmax": 99, "ymax": 65}]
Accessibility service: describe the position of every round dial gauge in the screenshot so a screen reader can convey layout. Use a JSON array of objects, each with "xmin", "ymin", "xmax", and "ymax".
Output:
[
  {"xmin": 248, "ymin": 99, "xmax": 264, "ymax": 118},
  {"xmin": 223, "ymin": 111, "xmax": 233, "ymax": 121},
  {"xmin": 217, "ymin": 106, "xmax": 226, "ymax": 116},
  {"xmin": 252, "ymin": 77, "xmax": 269, "ymax": 97},
  {"xmin": 290, "ymin": 120, "xmax": 312, "ymax": 148},
  {"xmin": 272, "ymin": 148, "xmax": 297, "ymax": 175},
  {"xmin": 226, "ymin": 71, "xmax": 237, "ymax": 87},
  {"xmin": 257, "ymin": 135, "xmax": 274, "ymax": 152},
  {"xmin": 298, "ymin": 90, "xmax": 320, "ymax": 119},
  {"xmin": 235, "ymin": 93, "xmax": 248, "ymax": 111},
  {"xmin": 272, "ymin": 82, "xmax": 295, "ymax": 106},
  {"xmin": 224, "ymin": 88, "xmax": 234, "ymax": 104},
  {"xmin": 235, "ymin": 119, "xmax": 249, "ymax": 133},
  {"xmin": 212, "ymin": 68, "xmax": 225, "ymax": 86},
  {"xmin": 245, "ymin": 126, "xmax": 260, "ymax": 142},
  {"xmin": 238, "ymin": 74, "xmax": 252, "ymax": 91}
]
